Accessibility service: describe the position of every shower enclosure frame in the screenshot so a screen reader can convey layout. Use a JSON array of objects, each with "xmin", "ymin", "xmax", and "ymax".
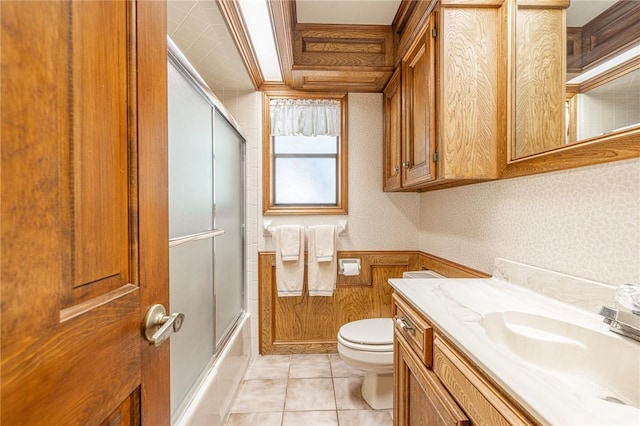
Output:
[{"xmin": 167, "ymin": 37, "xmax": 247, "ymax": 420}]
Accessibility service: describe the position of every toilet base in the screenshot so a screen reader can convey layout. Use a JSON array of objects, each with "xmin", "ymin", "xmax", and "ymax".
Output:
[{"xmin": 361, "ymin": 371, "xmax": 393, "ymax": 410}]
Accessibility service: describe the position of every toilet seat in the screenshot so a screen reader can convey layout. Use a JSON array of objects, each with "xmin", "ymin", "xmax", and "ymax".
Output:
[{"xmin": 338, "ymin": 318, "xmax": 393, "ymax": 352}]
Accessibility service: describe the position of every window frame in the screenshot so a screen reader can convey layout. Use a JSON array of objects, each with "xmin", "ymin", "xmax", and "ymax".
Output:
[{"xmin": 262, "ymin": 91, "xmax": 348, "ymax": 215}]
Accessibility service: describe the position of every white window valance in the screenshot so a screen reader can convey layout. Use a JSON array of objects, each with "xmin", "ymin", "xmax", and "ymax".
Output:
[{"xmin": 270, "ymin": 99, "xmax": 340, "ymax": 137}]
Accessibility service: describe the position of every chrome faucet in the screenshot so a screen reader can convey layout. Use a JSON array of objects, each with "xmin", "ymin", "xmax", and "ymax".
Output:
[{"xmin": 599, "ymin": 284, "xmax": 640, "ymax": 342}]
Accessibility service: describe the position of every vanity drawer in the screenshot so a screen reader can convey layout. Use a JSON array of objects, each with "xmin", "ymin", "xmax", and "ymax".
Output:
[
  {"xmin": 433, "ymin": 336, "xmax": 536, "ymax": 426},
  {"xmin": 393, "ymin": 293, "xmax": 433, "ymax": 367}
]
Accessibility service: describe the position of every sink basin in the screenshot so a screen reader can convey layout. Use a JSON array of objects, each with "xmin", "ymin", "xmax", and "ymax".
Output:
[{"xmin": 481, "ymin": 311, "xmax": 640, "ymax": 409}]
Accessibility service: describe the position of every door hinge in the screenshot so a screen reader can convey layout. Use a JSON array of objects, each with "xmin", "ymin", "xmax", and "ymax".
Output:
[
  {"xmin": 433, "ymin": 151, "xmax": 438, "ymax": 163},
  {"xmin": 432, "ymin": 27, "xmax": 437, "ymax": 38}
]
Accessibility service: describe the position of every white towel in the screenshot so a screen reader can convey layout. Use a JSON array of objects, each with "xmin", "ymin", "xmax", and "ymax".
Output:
[
  {"xmin": 279, "ymin": 225, "xmax": 302, "ymax": 261},
  {"xmin": 314, "ymin": 225, "xmax": 335, "ymax": 262},
  {"xmin": 274, "ymin": 226, "xmax": 304, "ymax": 296},
  {"xmin": 307, "ymin": 225, "xmax": 337, "ymax": 296}
]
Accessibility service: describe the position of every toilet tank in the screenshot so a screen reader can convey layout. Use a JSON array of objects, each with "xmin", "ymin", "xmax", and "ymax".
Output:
[{"xmin": 402, "ymin": 270, "xmax": 445, "ymax": 278}]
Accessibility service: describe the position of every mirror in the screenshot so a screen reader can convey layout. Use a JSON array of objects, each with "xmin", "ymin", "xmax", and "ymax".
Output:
[
  {"xmin": 509, "ymin": 0, "xmax": 640, "ymax": 172},
  {"xmin": 565, "ymin": 0, "xmax": 640, "ymax": 145}
]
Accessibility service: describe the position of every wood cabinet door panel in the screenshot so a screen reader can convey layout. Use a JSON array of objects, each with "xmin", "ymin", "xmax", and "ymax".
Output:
[
  {"xmin": 383, "ymin": 68, "xmax": 402, "ymax": 191},
  {"xmin": 402, "ymin": 14, "xmax": 437, "ymax": 187},
  {"xmin": 514, "ymin": 7, "xmax": 565, "ymax": 159},
  {"xmin": 440, "ymin": 6, "xmax": 501, "ymax": 180},
  {"xmin": 394, "ymin": 334, "xmax": 469, "ymax": 426},
  {"xmin": 1, "ymin": 1, "xmax": 169, "ymax": 424}
]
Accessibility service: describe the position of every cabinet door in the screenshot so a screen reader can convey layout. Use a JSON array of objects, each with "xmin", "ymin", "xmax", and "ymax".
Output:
[
  {"xmin": 401, "ymin": 13, "xmax": 437, "ymax": 187},
  {"xmin": 383, "ymin": 68, "xmax": 402, "ymax": 191},
  {"xmin": 394, "ymin": 335, "xmax": 469, "ymax": 426}
]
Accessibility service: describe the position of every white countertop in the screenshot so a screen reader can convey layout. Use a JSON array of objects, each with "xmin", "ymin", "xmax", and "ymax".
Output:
[{"xmin": 388, "ymin": 277, "xmax": 640, "ymax": 426}]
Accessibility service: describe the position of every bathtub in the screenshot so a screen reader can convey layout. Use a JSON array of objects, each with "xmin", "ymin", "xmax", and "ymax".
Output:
[{"xmin": 173, "ymin": 312, "xmax": 252, "ymax": 425}]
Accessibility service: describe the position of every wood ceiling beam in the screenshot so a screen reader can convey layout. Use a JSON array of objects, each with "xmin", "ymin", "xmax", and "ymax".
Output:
[{"xmin": 268, "ymin": 0, "xmax": 295, "ymax": 87}]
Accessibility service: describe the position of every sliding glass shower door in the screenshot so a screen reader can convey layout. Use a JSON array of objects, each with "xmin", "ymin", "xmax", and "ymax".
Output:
[
  {"xmin": 213, "ymin": 112, "xmax": 245, "ymax": 346},
  {"xmin": 167, "ymin": 51, "xmax": 245, "ymax": 419}
]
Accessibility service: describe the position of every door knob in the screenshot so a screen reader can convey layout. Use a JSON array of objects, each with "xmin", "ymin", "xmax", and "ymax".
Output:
[{"xmin": 144, "ymin": 304, "xmax": 185, "ymax": 347}]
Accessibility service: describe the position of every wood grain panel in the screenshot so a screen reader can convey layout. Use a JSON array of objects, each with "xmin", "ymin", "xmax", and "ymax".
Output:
[
  {"xmin": 259, "ymin": 251, "xmax": 420, "ymax": 354},
  {"xmin": 402, "ymin": 17, "xmax": 437, "ymax": 187},
  {"xmin": 294, "ymin": 25, "xmax": 394, "ymax": 67},
  {"xmin": 514, "ymin": 7, "xmax": 565, "ymax": 159},
  {"xmin": 71, "ymin": 0, "xmax": 129, "ymax": 289},
  {"xmin": 393, "ymin": 294, "xmax": 433, "ymax": 366},
  {"xmin": 394, "ymin": 334, "xmax": 470, "ymax": 426},
  {"xmin": 503, "ymin": 129, "xmax": 640, "ymax": 178},
  {"xmin": 303, "ymin": 38, "xmax": 385, "ymax": 54},
  {"xmin": 291, "ymin": 69, "xmax": 393, "ymax": 92},
  {"xmin": 135, "ymin": 1, "xmax": 171, "ymax": 423},
  {"xmin": 440, "ymin": 7, "xmax": 500, "ymax": 179},
  {"xmin": 419, "ymin": 252, "xmax": 491, "ymax": 278},
  {"xmin": 1, "ymin": 288, "xmax": 141, "ymax": 424},
  {"xmin": 1, "ymin": 0, "xmax": 68, "ymax": 339},
  {"xmin": 2, "ymin": 1, "xmax": 169, "ymax": 423},
  {"xmin": 433, "ymin": 337, "xmax": 538, "ymax": 426},
  {"xmin": 259, "ymin": 251, "xmax": 488, "ymax": 354},
  {"xmin": 101, "ymin": 389, "xmax": 141, "ymax": 426},
  {"xmin": 394, "ymin": 0, "xmax": 437, "ymax": 69},
  {"xmin": 383, "ymin": 68, "xmax": 402, "ymax": 191},
  {"xmin": 579, "ymin": 1, "xmax": 640, "ymax": 69}
]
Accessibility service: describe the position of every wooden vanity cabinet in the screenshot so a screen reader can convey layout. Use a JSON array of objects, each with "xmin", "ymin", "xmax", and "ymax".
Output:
[
  {"xmin": 394, "ymin": 295, "xmax": 468, "ymax": 425},
  {"xmin": 393, "ymin": 293, "xmax": 538, "ymax": 426},
  {"xmin": 395, "ymin": 334, "xmax": 470, "ymax": 426},
  {"xmin": 383, "ymin": 1, "xmax": 504, "ymax": 192}
]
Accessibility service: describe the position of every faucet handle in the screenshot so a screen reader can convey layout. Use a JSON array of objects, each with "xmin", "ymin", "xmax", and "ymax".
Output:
[
  {"xmin": 598, "ymin": 305, "xmax": 618, "ymax": 325},
  {"xmin": 615, "ymin": 283, "xmax": 640, "ymax": 315}
]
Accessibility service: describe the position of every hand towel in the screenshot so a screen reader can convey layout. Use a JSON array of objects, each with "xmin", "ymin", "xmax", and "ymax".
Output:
[
  {"xmin": 314, "ymin": 225, "xmax": 335, "ymax": 262},
  {"xmin": 279, "ymin": 225, "xmax": 302, "ymax": 261},
  {"xmin": 307, "ymin": 225, "xmax": 337, "ymax": 296},
  {"xmin": 275, "ymin": 225, "xmax": 304, "ymax": 296}
]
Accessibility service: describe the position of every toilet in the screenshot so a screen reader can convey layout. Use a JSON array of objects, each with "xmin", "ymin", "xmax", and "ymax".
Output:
[{"xmin": 337, "ymin": 317, "xmax": 394, "ymax": 410}]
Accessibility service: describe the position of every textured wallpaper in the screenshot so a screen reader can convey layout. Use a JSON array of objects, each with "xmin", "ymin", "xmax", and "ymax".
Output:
[
  {"xmin": 258, "ymin": 93, "xmax": 420, "ymax": 252},
  {"xmin": 419, "ymin": 158, "xmax": 640, "ymax": 286}
]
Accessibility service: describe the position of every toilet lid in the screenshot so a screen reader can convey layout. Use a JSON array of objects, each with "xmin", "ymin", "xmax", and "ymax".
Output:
[{"xmin": 339, "ymin": 318, "xmax": 393, "ymax": 345}]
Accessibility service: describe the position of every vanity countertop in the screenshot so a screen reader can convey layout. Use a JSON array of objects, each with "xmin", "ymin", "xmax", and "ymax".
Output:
[{"xmin": 388, "ymin": 277, "xmax": 640, "ymax": 426}]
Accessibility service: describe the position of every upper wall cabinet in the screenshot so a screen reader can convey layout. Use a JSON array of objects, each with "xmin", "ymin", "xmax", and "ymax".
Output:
[
  {"xmin": 383, "ymin": 68, "xmax": 403, "ymax": 191},
  {"xmin": 402, "ymin": 14, "xmax": 437, "ymax": 188},
  {"xmin": 384, "ymin": 0, "xmax": 505, "ymax": 192},
  {"xmin": 505, "ymin": 0, "xmax": 640, "ymax": 178}
]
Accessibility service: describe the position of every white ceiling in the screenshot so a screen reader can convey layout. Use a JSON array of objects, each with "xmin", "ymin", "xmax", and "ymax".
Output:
[
  {"xmin": 296, "ymin": 0, "xmax": 400, "ymax": 25},
  {"xmin": 167, "ymin": 0, "xmax": 255, "ymax": 95},
  {"xmin": 566, "ymin": 0, "xmax": 618, "ymax": 27}
]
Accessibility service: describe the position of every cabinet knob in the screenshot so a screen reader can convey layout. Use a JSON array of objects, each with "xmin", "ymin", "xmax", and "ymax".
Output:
[
  {"xmin": 402, "ymin": 161, "xmax": 410, "ymax": 169},
  {"xmin": 394, "ymin": 166, "xmax": 399, "ymax": 173}
]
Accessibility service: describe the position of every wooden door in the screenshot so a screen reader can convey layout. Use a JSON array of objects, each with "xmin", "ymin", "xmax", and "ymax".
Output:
[
  {"xmin": 1, "ymin": 1, "xmax": 169, "ymax": 424},
  {"xmin": 383, "ymin": 68, "xmax": 403, "ymax": 191},
  {"xmin": 402, "ymin": 13, "xmax": 437, "ymax": 187}
]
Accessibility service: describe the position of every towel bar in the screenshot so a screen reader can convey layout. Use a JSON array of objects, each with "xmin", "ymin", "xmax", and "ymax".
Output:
[{"xmin": 263, "ymin": 220, "xmax": 347, "ymax": 237}]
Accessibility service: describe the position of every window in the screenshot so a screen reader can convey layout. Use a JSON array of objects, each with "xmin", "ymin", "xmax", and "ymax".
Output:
[{"xmin": 263, "ymin": 93, "xmax": 348, "ymax": 215}]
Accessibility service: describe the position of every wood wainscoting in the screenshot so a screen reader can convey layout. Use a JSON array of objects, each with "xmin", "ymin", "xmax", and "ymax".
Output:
[{"xmin": 258, "ymin": 251, "xmax": 489, "ymax": 355}]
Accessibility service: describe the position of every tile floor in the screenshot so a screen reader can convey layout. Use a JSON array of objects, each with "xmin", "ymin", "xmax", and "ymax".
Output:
[{"xmin": 226, "ymin": 354, "xmax": 393, "ymax": 426}]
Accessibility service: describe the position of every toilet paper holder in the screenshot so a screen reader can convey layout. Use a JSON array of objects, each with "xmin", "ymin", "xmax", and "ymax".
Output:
[{"xmin": 338, "ymin": 258, "xmax": 361, "ymax": 276}]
